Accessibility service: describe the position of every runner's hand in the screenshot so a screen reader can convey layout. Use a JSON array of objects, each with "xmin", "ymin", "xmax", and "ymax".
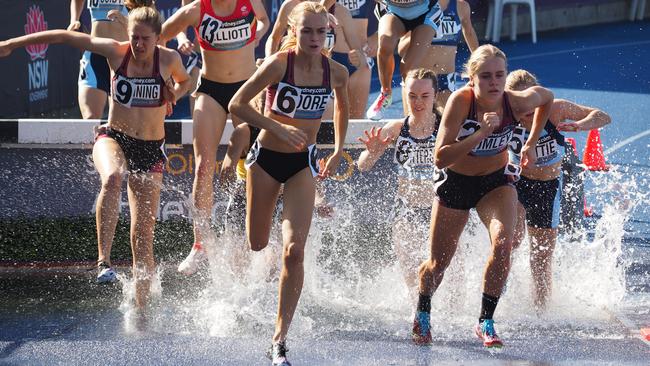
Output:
[
  {"xmin": 0, "ymin": 41, "xmax": 13, "ymax": 58},
  {"xmin": 274, "ymin": 124, "xmax": 308, "ymax": 151},
  {"xmin": 177, "ymin": 40, "xmax": 194, "ymax": 56},
  {"xmin": 107, "ymin": 10, "xmax": 127, "ymax": 29},
  {"xmin": 163, "ymin": 78, "xmax": 177, "ymax": 116},
  {"xmin": 520, "ymin": 143, "xmax": 537, "ymax": 167},
  {"xmin": 357, "ymin": 127, "xmax": 391, "ymax": 154},
  {"xmin": 67, "ymin": 21, "xmax": 81, "ymax": 31},
  {"xmin": 480, "ymin": 112, "xmax": 500, "ymax": 137},
  {"xmin": 319, "ymin": 150, "xmax": 343, "ymax": 178},
  {"xmin": 348, "ymin": 49, "xmax": 364, "ymax": 68}
]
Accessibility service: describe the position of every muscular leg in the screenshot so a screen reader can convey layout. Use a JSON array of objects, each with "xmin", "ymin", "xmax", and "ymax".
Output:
[
  {"xmin": 78, "ymin": 86, "xmax": 108, "ymax": 119},
  {"xmin": 476, "ymin": 185, "xmax": 518, "ymax": 298},
  {"xmin": 418, "ymin": 200, "xmax": 470, "ymax": 296},
  {"xmin": 393, "ymin": 217, "xmax": 428, "ymax": 301},
  {"xmin": 512, "ymin": 202, "xmax": 527, "ymax": 250},
  {"xmin": 246, "ymin": 164, "xmax": 282, "ymax": 251},
  {"xmin": 400, "ymin": 24, "xmax": 436, "ymax": 80},
  {"xmin": 348, "ymin": 65, "xmax": 371, "ymax": 118},
  {"xmin": 191, "ymin": 94, "xmax": 228, "ymax": 243},
  {"xmin": 377, "ymin": 15, "xmax": 406, "ymax": 93},
  {"xmin": 272, "ymin": 169, "xmax": 315, "ymax": 343},
  {"xmin": 127, "ymin": 172, "xmax": 162, "ymax": 309},
  {"xmin": 528, "ymin": 226, "xmax": 557, "ymax": 310},
  {"xmin": 92, "ymin": 138, "xmax": 127, "ymax": 266}
]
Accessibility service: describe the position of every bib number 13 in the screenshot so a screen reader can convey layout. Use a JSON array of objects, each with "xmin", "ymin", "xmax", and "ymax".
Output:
[{"xmin": 200, "ymin": 16, "xmax": 222, "ymax": 45}]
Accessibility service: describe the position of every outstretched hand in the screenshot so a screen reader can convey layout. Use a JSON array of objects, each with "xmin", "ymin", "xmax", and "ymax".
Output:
[
  {"xmin": 357, "ymin": 127, "xmax": 391, "ymax": 154},
  {"xmin": 0, "ymin": 41, "xmax": 12, "ymax": 58}
]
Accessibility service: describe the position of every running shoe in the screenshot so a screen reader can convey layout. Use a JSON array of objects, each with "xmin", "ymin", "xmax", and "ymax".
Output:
[
  {"xmin": 177, "ymin": 242, "xmax": 206, "ymax": 275},
  {"xmin": 411, "ymin": 311, "xmax": 433, "ymax": 345},
  {"xmin": 474, "ymin": 319, "xmax": 504, "ymax": 348},
  {"xmin": 96, "ymin": 261, "xmax": 117, "ymax": 283},
  {"xmin": 366, "ymin": 91, "xmax": 392, "ymax": 120},
  {"xmin": 267, "ymin": 341, "xmax": 291, "ymax": 366}
]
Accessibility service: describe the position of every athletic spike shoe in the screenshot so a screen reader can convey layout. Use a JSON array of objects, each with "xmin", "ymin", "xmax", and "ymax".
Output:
[
  {"xmin": 267, "ymin": 341, "xmax": 291, "ymax": 366},
  {"xmin": 177, "ymin": 242, "xmax": 207, "ymax": 276},
  {"xmin": 411, "ymin": 311, "xmax": 433, "ymax": 345},
  {"xmin": 366, "ymin": 91, "xmax": 392, "ymax": 120},
  {"xmin": 474, "ymin": 319, "xmax": 504, "ymax": 349},
  {"xmin": 96, "ymin": 261, "xmax": 117, "ymax": 283}
]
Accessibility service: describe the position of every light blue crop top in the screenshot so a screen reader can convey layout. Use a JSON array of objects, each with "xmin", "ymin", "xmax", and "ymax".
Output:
[{"xmin": 88, "ymin": 0, "xmax": 128, "ymax": 22}]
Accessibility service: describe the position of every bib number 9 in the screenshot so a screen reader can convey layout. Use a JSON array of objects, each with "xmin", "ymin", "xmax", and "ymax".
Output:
[{"xmin": 114, "ymin": 79, "xmax": 133, "ymax": 107}]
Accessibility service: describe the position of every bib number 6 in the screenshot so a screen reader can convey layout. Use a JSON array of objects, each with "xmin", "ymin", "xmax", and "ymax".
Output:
[{"xmin": 275, "ymin": 85, "xmax": 299, "ymax": 115}]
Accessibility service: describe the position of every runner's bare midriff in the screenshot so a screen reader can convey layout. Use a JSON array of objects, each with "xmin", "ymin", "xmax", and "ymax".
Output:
[
  {"xmin": 200, "ymin": 43, "xmax": 257, "ymax": 83},
  {"xmin": 257, "ymin": 114, "xmax": 322, "ymax": 153},
  {"xmin": 107, "ymin": 103, "xmax": 167, "ymax": 140}
]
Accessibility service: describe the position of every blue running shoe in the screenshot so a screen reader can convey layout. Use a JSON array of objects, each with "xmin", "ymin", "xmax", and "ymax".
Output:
[
  {"xmin": 474, "ymin": 319, "xmax": 504, "ymax": 348},
  {"xmin": 412, "ymin": 311, "xmax": 432, "ymax": 345}
]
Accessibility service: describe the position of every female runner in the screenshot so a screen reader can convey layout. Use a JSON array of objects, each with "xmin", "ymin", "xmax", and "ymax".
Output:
[{"xmin": 229, "ymin": 2, "xmax": 349, "ymax": 364}]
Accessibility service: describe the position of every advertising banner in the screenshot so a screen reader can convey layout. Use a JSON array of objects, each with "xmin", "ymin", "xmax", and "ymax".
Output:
[{"xmin": 0, "ymin": 1, "xmax": 81, "ymax": 118}]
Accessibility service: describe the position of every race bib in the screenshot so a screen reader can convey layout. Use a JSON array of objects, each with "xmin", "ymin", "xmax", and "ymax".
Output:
[
  {"xmin": 113, "ymin": 75, "xmax": 161, "ymax": 108},
  {"xmin": 271, "ymin": 82, "xmax": 330, "ymax": 119},
  {"xmin": 87, "ymin": 0, "xmax": 124, "ymax": 9},
  {"xmin": 199, "ymin": 13, "xmax": 254, "ymax": 51}
]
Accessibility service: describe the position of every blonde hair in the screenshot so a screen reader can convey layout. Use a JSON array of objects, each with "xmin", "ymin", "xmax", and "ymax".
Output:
[
  {"xmin": 505, "ymin": 69, "xmax": 538, "ymax": 91},
  {"xmin": 280, "ymin": 1, "xmax": 330, "ymax": 55},
  {"xmin": 405, "ymin": 68, "xmax": 440, "ymax": 113},
  {"xmin": 128, "ymin": 6, "xmax": 163, "ymax": 34},
  {"xmin": 125, "ymin": 0, "xmax": 155, "ymax": 10},
  {"xmin": 463, "ymin": 44, "xmax": 507, "ymax": 78}
]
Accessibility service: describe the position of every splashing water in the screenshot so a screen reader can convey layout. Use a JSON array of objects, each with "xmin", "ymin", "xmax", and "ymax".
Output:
[{"xmin": 117, "ymin": 163, "xmax": 648, "ymax": 345}]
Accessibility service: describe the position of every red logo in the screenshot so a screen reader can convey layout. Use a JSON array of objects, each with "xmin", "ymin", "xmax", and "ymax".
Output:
[
  {"xmin": 240, "ymin": 5, "xmax": 249, "ymax": 15},
  {"xmin": 24, "ymin": 5, "xmax": 48, "ymax": 61}
]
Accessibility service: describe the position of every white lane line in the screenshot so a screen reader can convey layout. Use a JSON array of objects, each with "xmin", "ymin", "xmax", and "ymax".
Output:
[
  {"xmin": 604, "ymin": 129, "xmax": 650, "ymax": 155},
  {"xmin": 509, "ymin": 40, "xmax": 650, "ymax": 61}
]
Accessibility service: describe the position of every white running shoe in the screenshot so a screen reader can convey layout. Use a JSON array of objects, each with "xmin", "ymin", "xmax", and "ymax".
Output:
[
  {"xmin": 366, "ymin": 91, "xmax": 392, "ymax": 120},
  {"xmin": 267, "ymin": 341, "xmax": 291, "ymax": 366},
  {"xmin": 177, "ymin": 243, "xmax": 207, "ymax": 275},
  {"xmin": 96, "ymin": 262, "xmax": 117, "ymax": 283}
]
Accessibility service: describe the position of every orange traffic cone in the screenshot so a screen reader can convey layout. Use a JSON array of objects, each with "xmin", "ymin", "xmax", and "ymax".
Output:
[{"xmin": 583, "ymin": 129, "xmax": 609, "ymax": 171}]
